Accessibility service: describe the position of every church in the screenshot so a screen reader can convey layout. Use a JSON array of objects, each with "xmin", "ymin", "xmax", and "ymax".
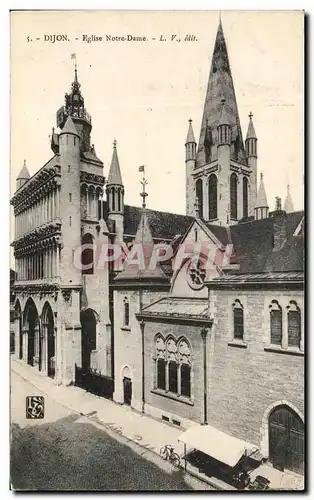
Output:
[{"xmin": 11, "ymin": 20, "xmax": 304, "ymax": 476}]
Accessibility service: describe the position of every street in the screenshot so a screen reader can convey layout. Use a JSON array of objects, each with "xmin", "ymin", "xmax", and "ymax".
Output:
[{"xmin": 10, "ymin": 371, "xmax": 211, "ymax": 491}]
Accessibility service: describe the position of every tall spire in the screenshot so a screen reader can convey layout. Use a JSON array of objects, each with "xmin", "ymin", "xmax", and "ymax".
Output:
[
  {"xmin": 283, "ymin": 184, "xmax": 294, "ymax": 213},
  {"xmin": 196, "ymin": 18, "xmax": 246, "ymax": 165},
  {"xmin": 107, "ymin": 140, "xmax": 123, "ymax": 186}
]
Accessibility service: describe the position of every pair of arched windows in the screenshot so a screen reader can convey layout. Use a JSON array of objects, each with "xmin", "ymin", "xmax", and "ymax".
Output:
[
  {"xmin": 270, "ymin": 300, "xmax": 301, "ymax": 348},
  {"xmin": 195, "ymin": 175, "xmax": 218, "ymax": 220},
  {"xmin": 195, "ymin": 174, "xmax": 248, "ymax": 221},
  {"xmin": 155, "ymin": 335, "xmax": 192, "ymax": 398}
]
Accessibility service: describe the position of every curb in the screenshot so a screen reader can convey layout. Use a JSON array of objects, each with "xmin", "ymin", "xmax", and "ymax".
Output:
[{"xmin": 12, "ymin": 362, "xmax": 222, "ymax": 490}]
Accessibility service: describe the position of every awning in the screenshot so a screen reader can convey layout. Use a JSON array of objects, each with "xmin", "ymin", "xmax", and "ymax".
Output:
[{"xmin": 178, "ymin": 424, "xmax": 258, "ymax": 468}]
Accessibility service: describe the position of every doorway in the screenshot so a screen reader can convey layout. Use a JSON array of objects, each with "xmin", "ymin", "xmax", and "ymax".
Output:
[
  {"xmin": 269, "ymin": 405, "xmax": 304, "ymax": 474},
  {"xmin": 123, "ymin": 377, "xmax": 132, "ymax": 405}
]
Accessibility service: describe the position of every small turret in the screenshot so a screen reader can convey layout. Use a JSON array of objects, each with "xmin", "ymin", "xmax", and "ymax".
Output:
[
  {"xmin": 16, "ymin": 159, "xmax": 30, "ymax": 191},
  {"xmin": 106, "ymin": 140, "xmax": 124, "ymax": 239},
  {"xmin": 246, "ymin": 112, "xmax": 258, "ymax": 215},
  {"xmin": 185, "ymin": 119, "xmax": 196, "ymax": 161},
  {"xmin": 185, "ymin": 119, "xmax": 197, "ymax": 216},
  {"xmin": 254, "ymin": 173, "xmax": 269, "ymax": 220},
  {"xmin": 283, "ymin": 184, "xmax": 294, "ymax": 213},
  {"xmin": 245, "ymin": 112, "xmax": 257, "ymax": 156}
]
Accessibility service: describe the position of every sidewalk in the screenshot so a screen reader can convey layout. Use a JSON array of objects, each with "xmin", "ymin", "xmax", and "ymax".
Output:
[{"xmin": 11, "ymin": 358, "xmax": 304, "ymax": 491}]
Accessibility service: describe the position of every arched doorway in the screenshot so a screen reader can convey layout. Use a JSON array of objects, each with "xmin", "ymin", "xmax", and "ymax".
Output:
[
  {"xmin": 14, "ymin": 301, "xmax": 22, "ymax": 360},
  {"xmin": 122, "ymin": 366, "xmax": 132, "ymax": 406},
  {"xmin": 23, "ymin": 299, "xmax": 39, "ymax": 367},
  {"xmin": 269, "ymin": 405, "xmax": 304, "ymax": 474},
  {"xmin": 42, "ymin": 302, "xmax": 55, "ymax": 378},
  {"xmin": 80, "ymin": 309, "xmax": 97, "ymax": 372}
]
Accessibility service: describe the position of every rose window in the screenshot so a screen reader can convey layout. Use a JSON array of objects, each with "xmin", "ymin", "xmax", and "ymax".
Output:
[{"xmin": 187, "ymin": 259, "xmax": 206, "ymax": 290}]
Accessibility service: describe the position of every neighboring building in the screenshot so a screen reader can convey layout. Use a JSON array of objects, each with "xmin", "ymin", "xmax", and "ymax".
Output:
[
  {"xmin": 11, "ymin": 19, "xmax": 304, "ymax": 476},
  {"xmin": 10, "ymin": 269, "xmax": 16, "ymax": 353}
]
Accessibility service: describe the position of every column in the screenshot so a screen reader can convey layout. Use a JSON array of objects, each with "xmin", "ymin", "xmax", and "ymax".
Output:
[
  {"xmin": 56, "ymin": 185, "xmax": 60, "ymax": 218},
  {"xmin": 282, "ymin": 308, "xmax": 288, "ymax": 349},
  {"xmin": 52, "ymin": 188, "xmax": 55, "ymax": 220},
  {"xmin": 56, "ymin": 244, "xmax": 60, "ymax": 277},
  {"xmin": 177, "ymin": 363, "xmax": 181, "ymax": 396},
  {"xmin": 201, "ymin": 327, "xmax": 208, "ymax": 425}
]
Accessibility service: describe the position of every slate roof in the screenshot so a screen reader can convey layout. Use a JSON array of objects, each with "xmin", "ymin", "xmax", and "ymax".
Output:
[
  {"xmin": 99, "ymin": 200, "xmax": 304, "ymax": 276},
  {"xmin": 122, "ymin": 204, "xmax": 194, "ymax": 240},
  {"xmin": 227, "ymin": 211, "xmax": 304, "ymax": 274}
]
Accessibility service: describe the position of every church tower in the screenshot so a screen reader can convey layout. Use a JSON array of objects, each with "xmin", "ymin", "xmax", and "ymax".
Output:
[
  {"xmin": 106, "ymin": 140, "xmax": 124, "ymax": 241},
  {"xmin": 185, "ymin": 18, "xmax": 255, "ymax": 225},
  {"xmin": 55, "ymin": 64, "xmax": 92, "ymax": 153}
]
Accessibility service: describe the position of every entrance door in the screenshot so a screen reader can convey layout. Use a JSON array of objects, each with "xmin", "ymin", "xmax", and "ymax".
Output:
[
  {"xmin": 80, "ymin": 309, "xmax": 96, "ymax": 373},
  {"xmin": 269, "ymin": 405, "xmax": 304, "ymax": 474},
  {"xmin": 123, "ymin": 377, "xmax": 132, "ymax": 405}
]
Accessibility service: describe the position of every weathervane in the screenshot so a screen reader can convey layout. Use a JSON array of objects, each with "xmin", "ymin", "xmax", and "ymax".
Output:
[{"xmin": 139, "ymin": 165, "xmax": 148, "ymax": 209}]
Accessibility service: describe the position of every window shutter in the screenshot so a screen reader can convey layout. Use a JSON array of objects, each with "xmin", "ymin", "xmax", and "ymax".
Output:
[
  {"xmin": 168, "ymin": 361, "xmax": 178, "ymax": 394},
  {"xmin": 271, "ymin": 310, "xmax": 282, "ymax": 345},
  {"xmin": 234, "ymin": 307, "xmax": 244, "ymax": 340},
  {"xmin": 180, "ymin": 364, "xmax": 191, "ymax": 397},
  {"xmin": 157, "ymin": 359, "xmax": 166, "ymax": 390},
  {"xmin": 288, "ymin": 310, "xmax": 301, "ymax": 347}
]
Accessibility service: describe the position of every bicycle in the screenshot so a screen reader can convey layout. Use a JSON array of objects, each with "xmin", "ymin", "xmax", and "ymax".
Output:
[{"xmin": 160, "ymin": 444, "xmax": 181, "ymax": 467}]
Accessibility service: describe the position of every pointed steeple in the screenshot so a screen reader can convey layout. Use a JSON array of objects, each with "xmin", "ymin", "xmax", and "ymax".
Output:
[
  {"xmin": 196, "ymin": 18, "xmax": 246, "ymax": 165},
  {"xmin": 186, "ymin": 119, "xmax": 196, "ymax": 144},
  {"xmin": 254, "ymin": 173, "xmax": 269, "ymax": 220},
  {"xmin": 246, "ymin": 112, "xmax": 257, "ymax": 140},
  {"xmin": 256, "ymin": 173, "xmax": 268, "ymax": 207},
  {"xmin": 107, "ymin": 140, "xmax": 123, "ymax": 186},
  {"xmin": 60, "ymin": 115, "xmax": 79, "ymax": 136},
  {"xmin": 17, "ymin": 159, "xmax": 30, "ymax": 181},
  {"xmin": 114, "ymin": 210, "xmax": 168, "ymax": 283},
  {"xmin": 16, "ymin": 159, "xmax": 30, "ymax": 190},
  {"xmin": 283, "ymin": 184, "xmax": 294, "ymax": 213}
]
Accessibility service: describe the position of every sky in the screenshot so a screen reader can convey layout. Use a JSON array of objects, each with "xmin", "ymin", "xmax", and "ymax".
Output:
[{"xmin": 10, "ymin": 10, "xmax": 304, "ymax": 225}]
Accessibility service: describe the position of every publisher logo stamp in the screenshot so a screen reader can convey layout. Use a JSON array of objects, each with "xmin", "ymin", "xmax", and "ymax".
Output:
[{"xmin": 26, "ymin": 396, "xmax": 45, "ymax": 419}]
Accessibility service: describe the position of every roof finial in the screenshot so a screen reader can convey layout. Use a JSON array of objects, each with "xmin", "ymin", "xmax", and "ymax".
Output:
[
  {"xmin": 113, "ymin": 138, "xmax": 117, "ymax": 149},
  {"xmin": 139, "ymin": 165, "xmax": 148, "ymax": 209},
  {"xmin": 71, "ymin": 53, "xmax": 78, "ymax": 83},
  {"xmin": 249, "ymin": 111, "xmax": 253, "ymax": 120},
  {"xmin": 260, "ymin": 172, "xmax": 263, "ymax": 180}
]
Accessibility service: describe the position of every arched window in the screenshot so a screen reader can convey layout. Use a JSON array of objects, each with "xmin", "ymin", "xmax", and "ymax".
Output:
[
  {"xmin": 117, "ymin": 188, "xmax": 121, "ymax": 212},
  {"xmin": 208, "ymin": 174, "xmax": 217, "ymax": 220},
  {"xmin": 204, "ymin": 127, "xmax": 212, "ymax": 163},
  {"xmin": 155, "ymin": 335, "xmax": 166, "ymax": 390},
  {"xmin": 81, "ymin": 233, "xmax": 94, "ymax": 275},
  {"xmin": 111, "ymin": 187, "xmax": 116, "ymax": 211},
  {"xmin": 195, "ymin": 179, "xmax": 203, "ymax": 218},
  {"xmin": 178, "ymin": 339, "xmax": 191, "ymax": 397},
  {"xmin": 270, "ymin": 301, "xmax": 282, "ymax": 345},
  {"xmin": 233, "ymin": 300, "xmax": 244, "ymax": 340},
  {"xmin": 123, "ymin": 297, "xmax": 130, "ymax": 327},
  {"xmin": 154, "ymin": 335, "xmax": 191, "ymax": 398},
  {"xmin": 230, "ymin": 173, "xmax": 238, "ymax": 220},
  {"xmin": 243, "ymin": 177, "xmax": 248, "ymax": 219},
  {"xmin": 287, "ymin": 301, "xmax": 301, "ymax": 348}
]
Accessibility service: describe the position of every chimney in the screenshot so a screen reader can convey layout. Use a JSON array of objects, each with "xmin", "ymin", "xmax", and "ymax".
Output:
[{"xmin": 272, "ymin": 197, "xmax": 287, "ymax": 252}]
